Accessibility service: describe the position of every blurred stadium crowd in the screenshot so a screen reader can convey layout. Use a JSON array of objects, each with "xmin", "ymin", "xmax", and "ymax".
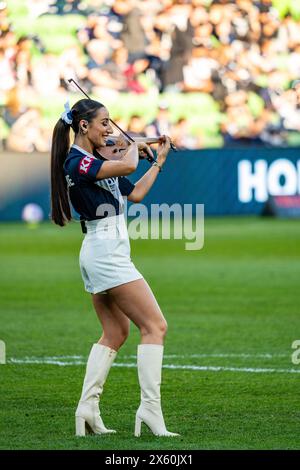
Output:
[{"xmin": 1, "ymin": 0, "xmax": 300, "ymax": 152}]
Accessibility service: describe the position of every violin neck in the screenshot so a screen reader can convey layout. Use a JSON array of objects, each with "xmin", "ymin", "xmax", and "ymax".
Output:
[
  {"xmin": 108, "ymin": 136, "xmax": 159, "ymax": 144},
  {"xmin": 135, "ymin": 137, "xmax": 159, "ymax": 144}
]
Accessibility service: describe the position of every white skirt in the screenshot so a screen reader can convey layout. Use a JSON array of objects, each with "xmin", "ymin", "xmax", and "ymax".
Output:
[{"xmin": 79, "ymin": 214, "xmax": 143, "ymax": 294}]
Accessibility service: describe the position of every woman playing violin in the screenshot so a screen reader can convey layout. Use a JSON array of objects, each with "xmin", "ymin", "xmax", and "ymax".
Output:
[{"xmin": 50, "ymin": 98, "xmax": 179, "ymax": 438}]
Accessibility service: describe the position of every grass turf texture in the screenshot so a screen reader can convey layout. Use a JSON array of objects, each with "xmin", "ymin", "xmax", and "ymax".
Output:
[{"xmin": 0, "ymin": 217, "xmax": 299, "ymax": 450}]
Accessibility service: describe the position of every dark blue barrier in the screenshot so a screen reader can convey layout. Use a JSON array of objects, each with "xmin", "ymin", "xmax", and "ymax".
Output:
[
  {"xmin": 128, "ymin": 147, "xmax": 300, "ymax": 216},
  {"xmin": 0, "ymin": 148, "xmax": 300, "ymax": 221}
]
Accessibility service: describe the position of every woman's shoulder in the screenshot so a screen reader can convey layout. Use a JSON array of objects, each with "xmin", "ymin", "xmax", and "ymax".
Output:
[
  {"xmin": 68, "ymin": 145, "xmax": 85, "ymax": 158},
  {"xmin": 64, "ymin": 145, "xmax": 104, "ymax": 180},
  {"xmin": 66, "ymin": 145, "xmax": 95, "ymax": 165},
  {"xmin": 64, "ymin": 146, "xmax": 84, "ymax": 172},
  {"xmin": 67, "ymin": 145, "xmax": 104, "ymax": 160}
]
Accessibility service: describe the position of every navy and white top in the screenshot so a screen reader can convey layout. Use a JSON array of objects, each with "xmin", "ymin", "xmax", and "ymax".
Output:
[{"xmin": 63, "ymin": 144, "xmax": 135, "ymax": 221}]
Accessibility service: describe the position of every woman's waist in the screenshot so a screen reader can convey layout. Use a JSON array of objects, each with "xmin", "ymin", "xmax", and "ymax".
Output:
[{"xmin": 83, "ymin": 214, "xmax": 128, "ymax": 238}]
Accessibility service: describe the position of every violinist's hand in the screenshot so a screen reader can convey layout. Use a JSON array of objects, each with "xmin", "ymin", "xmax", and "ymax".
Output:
[
  {"xmin": 156, "ymin": 135, "xmax": 171, "ymax": 167},
  {"xmin": 137, "ymin": 142, "xmax": 154, "ymax": 161}
]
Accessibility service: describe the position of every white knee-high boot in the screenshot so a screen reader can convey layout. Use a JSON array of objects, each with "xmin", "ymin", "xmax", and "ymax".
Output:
[
  {"xmin": 134, "ymin": 344, "xmax": 179, "ymax": 437},
  {"xmin": 75, "ymin": 343, "xmax": 117, "ymax": 436}
]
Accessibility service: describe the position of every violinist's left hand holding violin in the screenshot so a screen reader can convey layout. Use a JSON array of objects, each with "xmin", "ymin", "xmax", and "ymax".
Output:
[
  {"xmin": 136, "ymin": 141, "xmax": 155, "ymax": 161},
  {"xmin": 156, "ymin": 135, "xmax": 171, "ymax": 169}
]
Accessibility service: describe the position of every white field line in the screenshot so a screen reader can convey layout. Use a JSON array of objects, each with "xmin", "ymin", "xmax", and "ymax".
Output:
[
  {"xmin": 7, "ymin": 355, "xmax": 299, "ymax": 374},
  {"xmin": 9, "ymin": 358, "xmax": 85, "ymax": 366},
  {"xmin": 8, "ymin": 353, "xmax": 288, "ymax": 361},
  {"xmin": 124, "ymin": 353, "xmax": 288, "ymax": 359},
  {"xmin": 115, "ymin": 363, "xmax": 300, "ymax": 374}
]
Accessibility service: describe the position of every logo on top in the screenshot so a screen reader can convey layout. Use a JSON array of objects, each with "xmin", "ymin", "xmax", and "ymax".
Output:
[{"xmin": 79, "ymin": 155, "xmax": 95, "ymax": 174}]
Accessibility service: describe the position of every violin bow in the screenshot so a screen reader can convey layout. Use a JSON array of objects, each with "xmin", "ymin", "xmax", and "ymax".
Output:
[
  {"xmin": 68, "ymin": 79, "xmax": 157, "ymax": 162},
  {"xmin": 67, "ymin": 79, "xmax": 176, "ymax": 163}
]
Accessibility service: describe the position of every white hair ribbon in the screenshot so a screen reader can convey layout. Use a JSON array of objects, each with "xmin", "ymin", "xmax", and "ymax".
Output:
[{"xmin": 61, "ymin": 100, "xmax": 73, "ymax": 125}]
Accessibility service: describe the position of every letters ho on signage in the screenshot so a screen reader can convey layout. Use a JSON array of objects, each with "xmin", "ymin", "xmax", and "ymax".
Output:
[{"xmin": 238, "ymin": 159, "xmax": 300, "ymax": 203}]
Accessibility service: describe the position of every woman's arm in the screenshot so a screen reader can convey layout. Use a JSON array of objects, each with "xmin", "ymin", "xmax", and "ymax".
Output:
[
  {"xmin": 128, "ymin": 137, "xmax": 171, "ymax": 203},
  {"xmin": 96, "ymin": 140, "xmax": 155, "ymax": 179}
]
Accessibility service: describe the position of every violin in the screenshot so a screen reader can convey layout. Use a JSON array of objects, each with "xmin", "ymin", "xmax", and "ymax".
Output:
[
  {"xmin": 107, "ymin": 135, "xmax": 176, "ymax": 147},
  {"xmin": 103, "ymin": 135, "xmax": 175, "ymax": 162},
  {"xmin": 99, "ymin": 137, "xmax": 150, "ymax": 161},
  {"xmin": 68, "ymin": 79, "xmax": 177, "ymax": 163}
]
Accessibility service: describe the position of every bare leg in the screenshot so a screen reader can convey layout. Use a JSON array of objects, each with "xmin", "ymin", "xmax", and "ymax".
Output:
[
  {"xmin": 107, "ymin": 278, "xmax": 168, "ymax": 345},
  {"xmin": 105, "ymin": 278, "xmax": 178, "ymax": 437},
  {"xmin": 75, "ymin": 294, "xmax": 129, "ymax": 435},
  {"xmin": 92, "ymin": 293, "xmax": 130, "ymax": 351}
]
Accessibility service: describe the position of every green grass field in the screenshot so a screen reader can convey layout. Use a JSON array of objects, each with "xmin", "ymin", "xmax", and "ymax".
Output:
[{"xmin": 0, "ymin": 217, "xmax": 300, "ymax": 450}]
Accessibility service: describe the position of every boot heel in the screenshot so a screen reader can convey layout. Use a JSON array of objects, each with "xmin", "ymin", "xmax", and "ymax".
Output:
[
  {"xmin": 134, "ymin": 415, "xmax": 142, "ymax": 437},
  {"xmin": 76, "ymin": 416, "xmax": 86, "ymax": 436}
]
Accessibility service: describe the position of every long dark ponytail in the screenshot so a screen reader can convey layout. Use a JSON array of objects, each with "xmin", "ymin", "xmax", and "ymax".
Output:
[{"xmin": 50, "ymin": 98, "xmax": 104, "ymax": 226}]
